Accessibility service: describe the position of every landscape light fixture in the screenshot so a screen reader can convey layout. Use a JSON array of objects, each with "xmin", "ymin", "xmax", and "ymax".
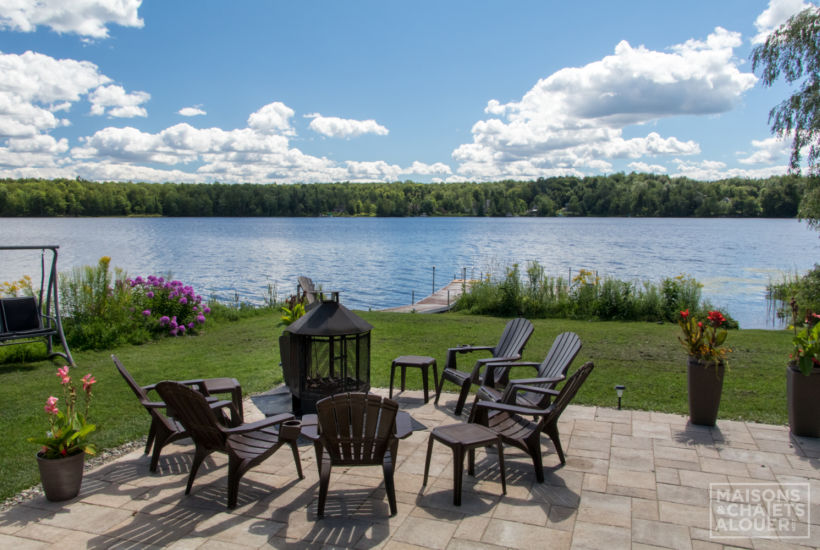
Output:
[{"xmin": 614, "ymin": 385, "xmax": 625, "ymax": 410}]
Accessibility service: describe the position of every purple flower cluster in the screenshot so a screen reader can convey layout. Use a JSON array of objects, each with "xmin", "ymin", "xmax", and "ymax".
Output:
[{"xmin": 127, "ymin": 275, "xmax": 210, "ymax": 337}]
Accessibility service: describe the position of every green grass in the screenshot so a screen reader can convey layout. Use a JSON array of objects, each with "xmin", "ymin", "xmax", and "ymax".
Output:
[{"xmin": 0, "ymin": 310, "xmax": 792, "ymax": 502}]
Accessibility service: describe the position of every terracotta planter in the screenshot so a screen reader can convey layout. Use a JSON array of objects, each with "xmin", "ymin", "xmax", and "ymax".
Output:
[
  {"xmin": 36, "ymin": 451, "xmax": 85, "ymax": 501},
  {"xmin": 787, "ymin": 362, "xmax": 820, "ymax": 438},
  {"xmin": 687, "ymin": 357, "xmax": 725, "ymax": 426}
]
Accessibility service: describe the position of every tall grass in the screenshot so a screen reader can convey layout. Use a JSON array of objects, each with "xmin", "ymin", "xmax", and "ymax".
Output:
[
  {"xmin": 455, "ymin": 261, "xmax": 734, "ymax": 325},
  {"xmin": 767, "ymin": 264, "xmax": 820, "ymax": 324}
]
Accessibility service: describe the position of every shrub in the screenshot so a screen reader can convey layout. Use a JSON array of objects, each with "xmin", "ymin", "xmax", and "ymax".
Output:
[{"xmin": 128, "ymin": 276, "xmax": 210, "ymax": 336}]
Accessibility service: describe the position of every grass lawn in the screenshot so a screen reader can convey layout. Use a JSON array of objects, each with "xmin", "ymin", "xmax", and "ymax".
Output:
[{"xmin": 0, "ymin": 310, "xmax": 792, "ymax": 502}]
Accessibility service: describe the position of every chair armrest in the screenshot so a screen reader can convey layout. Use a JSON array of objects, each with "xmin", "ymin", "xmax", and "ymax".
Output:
[
  {"xmin": 223, "ymin": 413, "xmax": 294, "ymax": 435},
  {"xmin": 470, "ymin": 355, "xmax": 523, "ymax": 384},
  {"xmin": 473, "ymin": 399, "xmax": 551, "ymax": 417},
  {"xmin": 394, "ymin": 412, "xmax": 413, "ymax": 439},
  {"xmin": 509, "ymin": 376, "xmax": 564, "ymax": 387},
  {"xmin": 301, "ymin": 414, "xmax": 320, "ymax": 441},
  {"xmin": 508, "ymin": 385, "xmax": 560, "ymax": 396},
  {"xmin": 142, "ymin": 383, "xmax": 157, "ymax": 392},
  {"xmin": 143, "ymin": 400, "xmax": 167, "ymax": 409}
]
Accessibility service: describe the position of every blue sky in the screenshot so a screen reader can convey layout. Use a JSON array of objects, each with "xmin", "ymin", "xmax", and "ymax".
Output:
[{"xmin": 0, "ymin": 0, "xmax": 814, "ymax": 183}]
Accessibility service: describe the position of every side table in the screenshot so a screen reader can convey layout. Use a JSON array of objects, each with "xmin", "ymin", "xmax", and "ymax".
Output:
[
  {"xmin": 390, "ymin": 355, "xmax": 438, "ymax": 403},
  {"xmin": 423, "ymin": 422, "xmax": 506, "ymax": 505}
]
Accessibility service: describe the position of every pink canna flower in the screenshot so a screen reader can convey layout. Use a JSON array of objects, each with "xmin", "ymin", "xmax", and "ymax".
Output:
[
  {"xmin": 56, "ymin": 366, "xmax": 70, "ymax": 385},
  {"xmin": 44, "ymin": 396, "xmax": 58, "ymax": 415},
  {"xmin": 81, "ymin": 373, "xmax": 96, "ymax": 392}
]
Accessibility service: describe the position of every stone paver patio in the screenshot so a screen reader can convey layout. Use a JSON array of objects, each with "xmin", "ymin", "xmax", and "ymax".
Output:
[{"xmin": 1, "ymin": 388, "xmax": 819, "ymax": 549}]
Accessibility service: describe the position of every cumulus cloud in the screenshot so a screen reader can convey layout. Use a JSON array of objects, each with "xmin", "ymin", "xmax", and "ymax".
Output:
[
  {"xmin": 672, "ymin": 158, "xmax": 788, "ymax": 180},
  {"xmin": 405, "ymin": 161, "xmax": 453, "ymax": 175},
  {"xmin": 752, "ymin": 0, "xmax": 813, "ymax": 44},
  {"xmin": 737, "ymin": 136, "xmax": 791, "ymax": 165},
  {"xmin": 248, "ymin": 102, "xmax": 294, "ymax": 135},
  {"xmin": 452, "ymin": 27, "xmax": 755, "ymax": 181},
  {"xmin": 307, "ymin": 113, "xmax": 389, "ymax": 138},
  {"xmin": 178, "ymin": 106, "xmax": 206, "ymax": 117},
  {"xmin": 0, "ymin": 0, "xmax": 144, "ymax": 38},
  {"xmin": 88, "ymin": 85, "xmax": 150, "ymax": 118},
  {"xmin": 628, "ymin": 161, "xmax": 668, "ymax": 174}
]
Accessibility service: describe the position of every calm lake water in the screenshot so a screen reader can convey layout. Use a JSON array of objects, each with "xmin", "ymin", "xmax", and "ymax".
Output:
[{"xmin": 1, "ymin": 217, "xmax": 817, "ymax": 329}]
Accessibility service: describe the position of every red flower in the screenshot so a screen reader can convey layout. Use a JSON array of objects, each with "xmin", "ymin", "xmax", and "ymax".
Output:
[
  {"xmin": 707, "ymin": 310, "xmax": 726, "ymax": 327},
  {"xmin": 680, "ymin": 309, "xmax": 690, "ymax": 319}
]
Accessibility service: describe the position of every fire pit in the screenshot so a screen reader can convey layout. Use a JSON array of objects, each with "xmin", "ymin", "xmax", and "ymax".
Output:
[{"xmin": 279, "ymin": 292, "xmax": 372, "ymax": 415}]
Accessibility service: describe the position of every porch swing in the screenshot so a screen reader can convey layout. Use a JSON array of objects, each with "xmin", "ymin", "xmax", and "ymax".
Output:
[{"xmin": 0, "ymin": 246, "xmax": 74, "ymax": 365}]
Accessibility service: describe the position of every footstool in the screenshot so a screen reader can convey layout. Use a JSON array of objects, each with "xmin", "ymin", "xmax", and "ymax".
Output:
[
  {"xmin": 422, "ymin": 422, "xmax": 506, "ymax": 505},
  {"xmin": 390, "ymin": 355, "xmax": 438, "ymax": 403}
]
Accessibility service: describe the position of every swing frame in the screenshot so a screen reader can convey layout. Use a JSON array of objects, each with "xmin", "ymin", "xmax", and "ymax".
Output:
[{"xmin": 0, "ymin": 246, "xmax": 74, "ymax": 365}]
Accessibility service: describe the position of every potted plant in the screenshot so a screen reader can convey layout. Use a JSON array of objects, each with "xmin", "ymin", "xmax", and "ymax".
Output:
[
  {"xmin": 678, "ymin": 309, "xmax": 732, "ymax": 426},
  {"xmin": 28, "ymin": 366, "xmax": 97, "ymax": 501},
  {"xmin": 787, "ymin": 300, "xmax": 820, "ymax": 437}
]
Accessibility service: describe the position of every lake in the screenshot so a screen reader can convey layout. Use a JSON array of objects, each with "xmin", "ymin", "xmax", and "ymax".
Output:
[{"xmin": 0, "ymin": 217, "xmax": 817, "ymax": 329}]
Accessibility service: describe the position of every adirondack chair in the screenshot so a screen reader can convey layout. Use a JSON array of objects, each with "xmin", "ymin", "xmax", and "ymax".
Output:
[
  {"xmin": 112, "ymin": 355, "xmax": 243, "ymax": 472},
  {"xmin": 475, "ymin": 331, "xmax": 582, "ymax": 409},
  {"xmin": 297, "ymin": 276, "xmax": 319, "ymax": 307},
  {"xmin": 434, "ymin": 317, "xmax": 534, "ymax": 416},
  {"xmin": 469, "ymin": 362, "xmax": 594, "ymax": 482},
  {"xmin": 302, "ymin": 392, "xmax": 412, "ymax": 517},
  {"xmin": 155, "ymin": 380, "xmax": 303, "ymax": 509}
]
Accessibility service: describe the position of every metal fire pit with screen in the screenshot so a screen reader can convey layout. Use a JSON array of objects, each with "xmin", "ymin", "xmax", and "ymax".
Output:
[{"xmin": 279, "ymin": 293, "xmax": 372, "ymax": 416}]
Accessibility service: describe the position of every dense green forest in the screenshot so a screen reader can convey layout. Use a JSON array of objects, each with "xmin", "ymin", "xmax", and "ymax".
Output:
[{"xmin": 0, "ymin": 173, "xmax": 805, "ymax": 218}]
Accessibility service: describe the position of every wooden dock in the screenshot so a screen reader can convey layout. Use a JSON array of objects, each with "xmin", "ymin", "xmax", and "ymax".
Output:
[{"xmin": 380, "ymin": 279, "xmax": 473, "ymax": 313}]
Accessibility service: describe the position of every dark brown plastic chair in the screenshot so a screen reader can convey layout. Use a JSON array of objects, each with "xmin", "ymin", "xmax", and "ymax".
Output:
[
  {"xmin": 111, "ymin": 355, "xmax": 243, "ymax": 472},
  {"xmin": 434, "ymin": 317, "xmax": 534, "ymax": 416},
  {"xmin": 302, "ymin": 392, "xmax": 412, "ymax": 517},
  {"xmin": 154, "ymin": 380, "xmax": 303, "ymax": 509},
  {"xmin": 475, "ymin": 332, "xmax": 582, "ymax": 409},
  {"xmin": 469, "ymin": 362, "xmax": 594, "ymax": 482}
]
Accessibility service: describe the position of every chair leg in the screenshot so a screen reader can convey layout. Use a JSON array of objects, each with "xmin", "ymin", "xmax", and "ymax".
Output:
[
  {"xmin": 227, "ymin": 456, "xmax": 241, "ymax": 509},
  {"xmin": 145, "ymin": 417, "xmax": 158, "ymax": 455},
  {"xmin": 289, "ymin": 440, "xmax": 303, "ymax": 479},
  {"xmin": 186, "ymin": 445, "xmax": 210, "ymax": 495},
  {"xmin": 317, "ymin": 456, "xmax": 332, "ymax": 517},
  {"xmin": 383, "ymin": 447, "xmax": 398, "ymax": 516},
  {"xmin": 434, "ymin": 370, "xmax": 446, "ymax": 405},
  {"xmin": 544, "ymin": 421, "xmax": 566, "ymax": 464},
  {"xmin": 527, "ymin": 437, "xmax": 544, "ymax": 483},
  {"xmin": 453, "ymin": 379, "xmax": 471, "ymax": 416},
  {"xmin": 423, "ymin": 434, "xmax": 435, "ymax": 486}
]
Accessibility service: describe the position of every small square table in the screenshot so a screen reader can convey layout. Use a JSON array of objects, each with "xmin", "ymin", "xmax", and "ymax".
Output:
[{"xmin": 390, "ymin": 355, "xmax": 438, "ymax": 403}]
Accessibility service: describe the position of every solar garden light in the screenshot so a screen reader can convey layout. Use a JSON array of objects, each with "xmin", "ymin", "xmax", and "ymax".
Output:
[{"xmin": 614, "ymin": 385, "xmax": 625, "ymax": 410}]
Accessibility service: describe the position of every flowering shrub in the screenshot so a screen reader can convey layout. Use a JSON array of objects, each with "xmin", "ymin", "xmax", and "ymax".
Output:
[
  {"xmin": 0, "ymin": 275, "xmax": 34, "ymax": 297},
  {"xmin": 128, "ymin": 275, "xmax": 210, "ymax": 336},
  {"xmin": 29, "ymin": 366, "xmax": 97, "ymax": 459},
  {"xmin": 789, "ymin": 299, "xmax": 820, "ymax": 375},
  {"xmin": 678, "ymin": 309, "xmax": 732, "ymax": 364}
]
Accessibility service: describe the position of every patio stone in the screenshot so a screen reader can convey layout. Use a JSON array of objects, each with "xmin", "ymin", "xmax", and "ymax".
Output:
[{"xmin": 0, "ymin": 388, "xmax": 816, "ymax": 550}]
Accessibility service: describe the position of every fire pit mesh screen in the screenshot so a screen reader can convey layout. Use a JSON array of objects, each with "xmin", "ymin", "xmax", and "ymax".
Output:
[{"xmin": 303, "ymin": 334, "xmax": 370, "ymax": 395}]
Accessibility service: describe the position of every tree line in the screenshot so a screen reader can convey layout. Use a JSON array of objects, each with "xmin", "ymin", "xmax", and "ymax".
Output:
[{"xmin": 0, "ymin": 173, "xmax": 806, "ymax": 218}]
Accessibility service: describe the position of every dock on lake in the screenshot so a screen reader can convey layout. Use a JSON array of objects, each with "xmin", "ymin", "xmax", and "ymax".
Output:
[{"xmin": 381, "ymin": 279, "xmax": 473, "ymax": 313}]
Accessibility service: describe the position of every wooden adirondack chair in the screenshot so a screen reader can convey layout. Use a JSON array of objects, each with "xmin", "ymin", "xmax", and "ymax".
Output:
[
  {"xmin": 434, "ymin": 317, "xmax": 534, "ymax": 416},
  {"xmin": 475, "ymin": 331, "xmax": 582, "ymax": 409},
  {"xmin": 469, "ymin": 362, "xmax": 594, "ymax": 482},
  {"xmin": 302, "ymin": 392, "xmax": 412, "ymax": 517},
  {"xmin": 112, "ymin": 355, "xmax": 243, "ymax": 472},
  {"xmin": 154, "ymin": 380, "xmax": 303, "ymax": 509}
]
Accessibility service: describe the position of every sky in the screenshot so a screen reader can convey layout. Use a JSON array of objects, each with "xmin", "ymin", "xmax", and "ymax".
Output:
[{"xmin": 0, "ymin": 0, "xmax": 816, "ymax": 184}]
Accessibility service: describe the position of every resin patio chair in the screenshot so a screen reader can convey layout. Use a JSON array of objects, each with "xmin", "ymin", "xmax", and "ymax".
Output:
[
  {"xmin": 434, "ymin": 317, "xmax": 534, "ymax": 416},
  {"xmin": 474, "ymin": 331, "xmax": 582, "ymax": 409},
  {"xmin": 302, "ymin": 392, "xmax": 412, "ymax": 517},
  {"xmin": 469, "ymin": 361, "xmax": 594, "ymax": 482},
  {"xmin": 155, "ymin": 380, "xmax": 303, "ymax": 509},
  {"xmin": 111, "ymin": 355, "xmax": 243, "ymax": 472},
  {"xmin": 298, "ymin": 276, "xmax": 319, "ymax": 307}
]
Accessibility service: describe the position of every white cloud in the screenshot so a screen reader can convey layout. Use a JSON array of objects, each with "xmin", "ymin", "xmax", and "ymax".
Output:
[
  {"xmin": 178, "ymin": 106, "xmax": 206, "ymax": 117},
  {"xmin": 0, "ymin": 0, "xmax": 144, "ymax": 38},
  {"xmin": 672, "ymin": 158, "xmax": 788, "ymax": 180},
  {"xmin": 88, "ymin": 85, "xmax": 149, "ymax": 118},
  {"xmin": 247, "ymin": 102, "xmax": 294, "ymax": 135},
  {"xmin": 628, "ymin": 161, "xmax": 668, "ymax": 174},
  {"xmin": 405, "ymin": 161, "xmax": 453, "ymax": 175},
  {"xmin": 345, "ymin": 160, "xmax": 402, "ymax": 181},
  {"xmin": 452, "ymin": 27, "xmax": 754, "ymax": 181},
  {"xmin": 307, "ymin": 114, "xmax": 389, "ymax": 138},
  {"xmin": 752, "ymin": 0, "xmax": 813, "ymax": 44},
  {"xmin": 737, "ymin": 136, "xmax": 791, "ymax": 165}
]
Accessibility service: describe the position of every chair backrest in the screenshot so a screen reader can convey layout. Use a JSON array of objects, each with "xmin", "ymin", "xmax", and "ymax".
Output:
[
  {"xmin": 155, "ymin": 381, "xmax": 227, "ymax": 451},
  {"xmin": 112, "ymin": 354, "xmax": 151, "ymax": 404},
  {"xmin": 493, "ymin": 317, "xmax": 534, "ymax": 360},
  {"xmin": 1, "ymin": 297, "xmax": 42, "ymax": 332},
  {"xmin": 316, "ymin": 392, "xmax": 398, "ymax": 466},
  {"xmin": 538, "ymin": 332, "xmax": 582, "ymax": 380},
  {"xmin": 298, "ymin": 276, "xmax": 315, "ymax": 294},
  {"xmin": 543, "ymin": 361, "xmax": 594, "ymax": 425}
]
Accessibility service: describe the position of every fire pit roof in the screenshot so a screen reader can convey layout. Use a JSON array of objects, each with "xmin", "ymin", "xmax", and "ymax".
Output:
[{"xmin": 286, "ymin": 299, "xmax": 373, "ymax": 336}]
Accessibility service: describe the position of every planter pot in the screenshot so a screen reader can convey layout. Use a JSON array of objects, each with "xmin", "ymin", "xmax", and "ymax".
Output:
[
  {"xmin": 36, "ymin": 451, "xmax": 85, "ymax": 501},
  {"xmin": 787, "ymin": 363, "xmax": 820, "ymax": 438},
  {"xmin": 687, "ymin": 357, "xmax": 725, "ymax": 426}
]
